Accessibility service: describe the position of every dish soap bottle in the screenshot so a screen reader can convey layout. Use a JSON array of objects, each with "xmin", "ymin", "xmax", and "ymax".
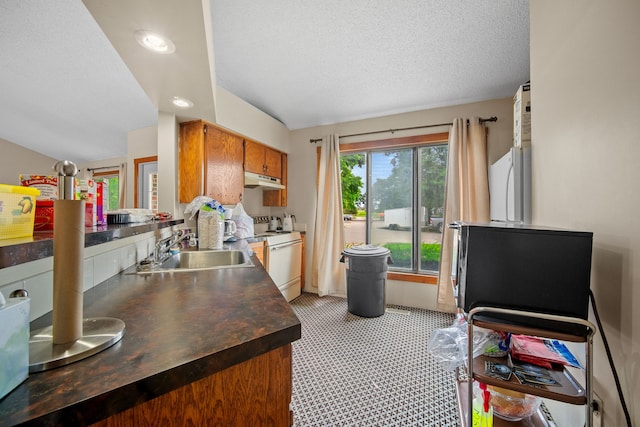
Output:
[{"xmin": 472, "ymin": 382, "xmax": 493, "ymax": 427}]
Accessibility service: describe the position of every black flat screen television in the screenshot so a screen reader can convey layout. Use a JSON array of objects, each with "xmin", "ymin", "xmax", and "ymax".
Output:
[{"xmin": 455, "ymin": 222, "xmax": 593, "ymax": 332}]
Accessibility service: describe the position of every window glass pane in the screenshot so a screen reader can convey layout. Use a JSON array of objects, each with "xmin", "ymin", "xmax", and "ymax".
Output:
[
  {"xmin": 340, "ymin": 138, "xmax": 447, "ymax": 276},
  {"xmin": 370, "ymin": 149, "xmax": 413, "ymax": 270},
  {"xmin": 341, "ymin": 153, "xmax": 366, "ymax": 247},
  {"xmin": 419, "ymin": 144, "xmax": 448, "ymax": 272}
]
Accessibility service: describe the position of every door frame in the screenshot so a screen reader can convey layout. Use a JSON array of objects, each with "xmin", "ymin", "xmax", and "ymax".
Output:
[{"xmin": 134, "ymin": 156, "xmax": 158, "ymax": 209}]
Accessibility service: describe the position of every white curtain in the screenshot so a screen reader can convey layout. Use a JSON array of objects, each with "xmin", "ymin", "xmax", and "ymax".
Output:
[
  {"xmin": 312, "ymin": 134, "xmax": 347, "ymax": 297},
  {"xmin": 118, "ymin": 163, "xmax": 127, "ymax": 209},
  {"xmin": 437, "ymin": 118, "xmax": 490, "ymax": 312}
]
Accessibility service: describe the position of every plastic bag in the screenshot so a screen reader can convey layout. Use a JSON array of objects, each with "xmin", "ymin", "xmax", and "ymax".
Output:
[
  {"xmin": 231, "ymin": 203, "xmax": 254, "ymax": 238},
  {"xmin": 184, "ymin": 196, "xmax": 213, "ymax": 220},
  {"xmin": 428, "ymin": 315, "xmax": 492, "ymax": 371},
  {"xmin": 184, "ymin": 196, "xmax": 226, "ymax": 249}
]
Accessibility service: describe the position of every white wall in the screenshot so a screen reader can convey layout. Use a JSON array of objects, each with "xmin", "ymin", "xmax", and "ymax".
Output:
[
  {"xmin": 288, "ymin": 97, "xmax": 515, "ymax": 308},
  {"xmin": 214, "ymin": 86, "xmax": 290, "ymax": 153},
  {"xmin": 77, "ymin": 156, "xmax": 127, "ymax": 181},
  {"xmin": 530, "ymin": 1, "xmax": 640, "ymax": 425},
  {"xmin": 0, "ymin": 138, "xmax": 58, "ymax": 185}
]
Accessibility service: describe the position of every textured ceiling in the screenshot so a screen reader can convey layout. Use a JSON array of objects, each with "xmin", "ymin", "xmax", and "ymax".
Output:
[
  {"xmin": 211, "ymin": 0, "xmax": 530, "ymax": 129},
  {"xmin": 0, "ymin": 0, "xmax": 529, "ymax": 164}
]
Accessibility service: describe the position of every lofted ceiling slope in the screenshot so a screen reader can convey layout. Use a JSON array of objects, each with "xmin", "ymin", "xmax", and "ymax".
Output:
[{"xmin": 0, "ymin": 0, "xmax": 529, "ymax": 163}]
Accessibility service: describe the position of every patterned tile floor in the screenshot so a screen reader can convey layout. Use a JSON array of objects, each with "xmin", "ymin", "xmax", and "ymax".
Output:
[{"xmin": 289, "ymin": 293, "xmax": 459, "ymax": 426}]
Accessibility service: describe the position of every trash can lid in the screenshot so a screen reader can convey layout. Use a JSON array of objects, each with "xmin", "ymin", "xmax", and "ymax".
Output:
[{"xmin": 342, "ymin": 244, "xmax": 390, "ymax": 257}]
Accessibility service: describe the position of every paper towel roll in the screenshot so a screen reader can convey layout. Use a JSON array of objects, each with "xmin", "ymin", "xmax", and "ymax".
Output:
[{"xmin": 52, "ymin": 199, "xmax": 85, "ymax": 345}]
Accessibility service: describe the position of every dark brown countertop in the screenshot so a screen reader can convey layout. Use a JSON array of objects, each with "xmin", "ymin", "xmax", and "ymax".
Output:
[
  {"xmin": 0, "ymin": 219, "xmax": 184, "ymax": 269},
  {"xmin": 0, "ymin": 240, "xmax": 301, "ymax": 426}
]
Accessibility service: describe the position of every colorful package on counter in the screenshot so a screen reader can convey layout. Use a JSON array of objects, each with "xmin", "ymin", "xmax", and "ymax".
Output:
[
  {"xmin": 19, "ymin": 175, "xmax": 59, "ymax": 200},
  {"xmin": 76, "ymin": 179, "xmax": 96, "ymax": 227},
  {"xmin": 96, "ymin": 181, "xmax": 107, "ymax": 225}
]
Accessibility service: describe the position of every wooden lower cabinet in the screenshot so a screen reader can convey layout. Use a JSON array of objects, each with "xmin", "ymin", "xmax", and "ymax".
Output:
[
  {"xmin": 249, "ymin": 241, "xmax": 265, "ymax": 266},
  {"xmin": 92, "ymin": 345, "xmax": 293, "ymax": 427},
  {"xmin": 300, "ymin": 234, "xmax": 305, "ymax": 290}
]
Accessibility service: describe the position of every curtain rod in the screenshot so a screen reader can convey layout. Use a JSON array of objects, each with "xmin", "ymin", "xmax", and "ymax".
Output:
[
  {"xmin": 309, "ymin": 116, "xmax": 497, "ymax": 143},
  {"xmin": 86, "ymin": 165, "xmax": 120, "ymax": 172}
]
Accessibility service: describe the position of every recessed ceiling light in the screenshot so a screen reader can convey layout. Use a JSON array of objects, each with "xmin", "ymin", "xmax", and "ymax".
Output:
[
  {"xmin": 170, "ymin": 96, "xmax": 194, "ymax": 108},
  {"xmin": 134, "ymin": 30, "xmax": 175, "ymax": 54}
]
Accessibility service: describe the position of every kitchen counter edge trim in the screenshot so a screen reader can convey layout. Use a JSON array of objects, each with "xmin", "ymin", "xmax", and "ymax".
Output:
[{"xmin": 23, "ymin": 326, "xmax": 301, "ymax": 427}]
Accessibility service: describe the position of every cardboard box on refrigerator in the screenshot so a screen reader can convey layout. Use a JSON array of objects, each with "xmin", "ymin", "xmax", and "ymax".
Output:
[{"xmin": 513, "ymin": 83, "xmax": 531, "ymax": 147}]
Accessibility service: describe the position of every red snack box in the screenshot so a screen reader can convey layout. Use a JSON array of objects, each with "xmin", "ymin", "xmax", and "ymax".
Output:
[
  {"xmin": 34, "ymin": 200, "xmax": 93, "ymax": 230},
  {"xmin": 34, "ymin": 200, "xmax": 54, "ymax": 231}
]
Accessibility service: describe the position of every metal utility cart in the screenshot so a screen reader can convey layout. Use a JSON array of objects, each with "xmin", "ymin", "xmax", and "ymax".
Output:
[{"xmin": 457, "ymin": 306, "xmax": 596, "ymax": 427}]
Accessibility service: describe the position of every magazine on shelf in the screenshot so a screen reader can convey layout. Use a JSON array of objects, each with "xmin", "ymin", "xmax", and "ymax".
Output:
[{"xmin": 510, "ymin": 335, "xmax": 583, "ymax": 369}]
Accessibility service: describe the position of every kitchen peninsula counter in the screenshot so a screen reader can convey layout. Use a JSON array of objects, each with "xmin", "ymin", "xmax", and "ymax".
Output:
[{"xmin": 0, "ymin": 239, "xmax": 302, "ymax": 426}]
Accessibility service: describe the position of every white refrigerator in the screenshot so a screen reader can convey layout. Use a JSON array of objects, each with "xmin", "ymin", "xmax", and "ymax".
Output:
[{"xmin": 489, "ymin": 146, "xmax": 531, "ymax": 224}]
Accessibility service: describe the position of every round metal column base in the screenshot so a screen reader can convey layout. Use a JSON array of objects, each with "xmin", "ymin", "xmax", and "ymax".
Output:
[{"xmin": 29, "ymin": 317, "xmax": 125, "ymax": 373}]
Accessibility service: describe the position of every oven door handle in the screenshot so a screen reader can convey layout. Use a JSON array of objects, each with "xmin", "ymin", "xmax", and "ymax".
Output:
[{"xmin": 267, "ymin": 241, "xmax": 302, "ymax": 251}]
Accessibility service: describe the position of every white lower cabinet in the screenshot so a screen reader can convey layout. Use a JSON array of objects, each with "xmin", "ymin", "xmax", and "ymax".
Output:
[{"xmin": 0, "ymin": 232, "xmax": 157, "ymax": 321}]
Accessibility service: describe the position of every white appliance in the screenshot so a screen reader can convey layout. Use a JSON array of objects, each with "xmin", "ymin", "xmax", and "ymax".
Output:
[
  {"xmin": 244, "ymin": 171, "xmax": 285, "ymax": 189},
  {"xmin": 489, "ymin": 146, "xmax": 531, "ymax": 224},
  {"xmin": 264, "ymin": 232, "xmax": 302, "ymax": 302},
  {"xmin": 282, "ymin": 214, "xmax": 293, "ymax": 232}
]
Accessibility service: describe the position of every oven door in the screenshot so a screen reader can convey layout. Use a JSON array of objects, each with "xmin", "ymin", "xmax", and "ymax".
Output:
[{"xmin": 265, "ymin": 239, "xmax": 302, "ymax": 301}]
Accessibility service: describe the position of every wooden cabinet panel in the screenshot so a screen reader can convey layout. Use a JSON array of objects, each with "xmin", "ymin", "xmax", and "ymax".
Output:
[
  {"xmin": 92, "ymin": 345, "xmax": 293, "ymax": 427},
  {"xmin": 179, "ymin": 120, "xmax": 244, "ymax": 205},
  {"xmin": 300, "ymin": 234, "xmax": 305, "ymax": 290},
  {"xmin": 248, "ymin": 241, "xmax": 265, "ymax": 266},
  {"xmin": 204, "ymin": 126, "xmax": 244, "ymax": 204},
  {"xmin": 245, "ymin": 139, "xmax": 266, "ymax": 175},
  {"xmin": 179, "ymin": 121, "xmax": 206, "ymax": 203},
  {"xmin": 264, "ymin": 146, "xmax": 282, "ymax": 178},
  {"xmin": 245, "ymin": 139, "xmax": 282, "ymax": 179},
  {"xmin": 263, "ymin": 153, "xmax": 287, "ymax": 207}
]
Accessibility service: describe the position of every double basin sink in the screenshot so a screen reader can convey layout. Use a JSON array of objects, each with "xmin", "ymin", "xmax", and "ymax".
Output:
[{"xmin": 135, "ymin": 249, "xmax": 254, "ymax": 274}]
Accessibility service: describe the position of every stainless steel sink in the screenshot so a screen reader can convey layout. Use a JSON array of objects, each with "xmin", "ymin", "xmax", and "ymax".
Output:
[{"xmin": 135, "ymin": 249, "xmax": 253, "ymax": 274}]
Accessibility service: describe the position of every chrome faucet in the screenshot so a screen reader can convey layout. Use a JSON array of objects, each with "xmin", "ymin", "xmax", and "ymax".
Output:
[{"xmin": 153, "ymin": 230, "xmax": 195, "ymax": 264}]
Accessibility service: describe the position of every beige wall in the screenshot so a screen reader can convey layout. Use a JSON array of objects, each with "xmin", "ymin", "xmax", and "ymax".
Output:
[
  {"xmin": 0, "ymin": 138, "xmax": 58, "ymax": 185},
  {"xmin": 77, "ymin": 156, "xmax": 127, "ymax": 181},
  {"xmin": 126, "ymin": 126, "xmax": 158, "ymax": 209},
  {"xmin": 531, "ymin": 1, "xmax": 639, "ymax": 425},
  {"xmin": 287, "ymin": 97, "xmax": 515, "ymax": 305}
]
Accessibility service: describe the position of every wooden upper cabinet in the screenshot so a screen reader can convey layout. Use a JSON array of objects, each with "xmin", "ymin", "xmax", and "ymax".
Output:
[
  {"xmin": 179, "ymin": 120, "xmax": 244, "ymax": 205},
  {"xmin": 204, "ymin": 126, "xmax": 245, "ymax": 204},
  {"xmin": 263, "ymin": 153, "xmax": 287, "ymax": 207},
  {"xmin": 245, "ymin": 139, "xmax": 282, "ymax": 179},
  {"xmin": 179, "ymin": 120, "xmax": 206, "ymax": 203},
  {"xmin": 264, "ymin": 146, "xmax": 282, "ymax": 178}
]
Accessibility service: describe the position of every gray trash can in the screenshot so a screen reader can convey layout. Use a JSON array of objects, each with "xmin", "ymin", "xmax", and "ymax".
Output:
[{"xmin": 340, "ymin": 245, "xmax": 393, "ymax": 317}]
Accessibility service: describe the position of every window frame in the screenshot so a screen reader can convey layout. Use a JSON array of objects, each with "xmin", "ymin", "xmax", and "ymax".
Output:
[{"xmin": 339, "ymin": 132, "xmax": 449, "ymax": 285}]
